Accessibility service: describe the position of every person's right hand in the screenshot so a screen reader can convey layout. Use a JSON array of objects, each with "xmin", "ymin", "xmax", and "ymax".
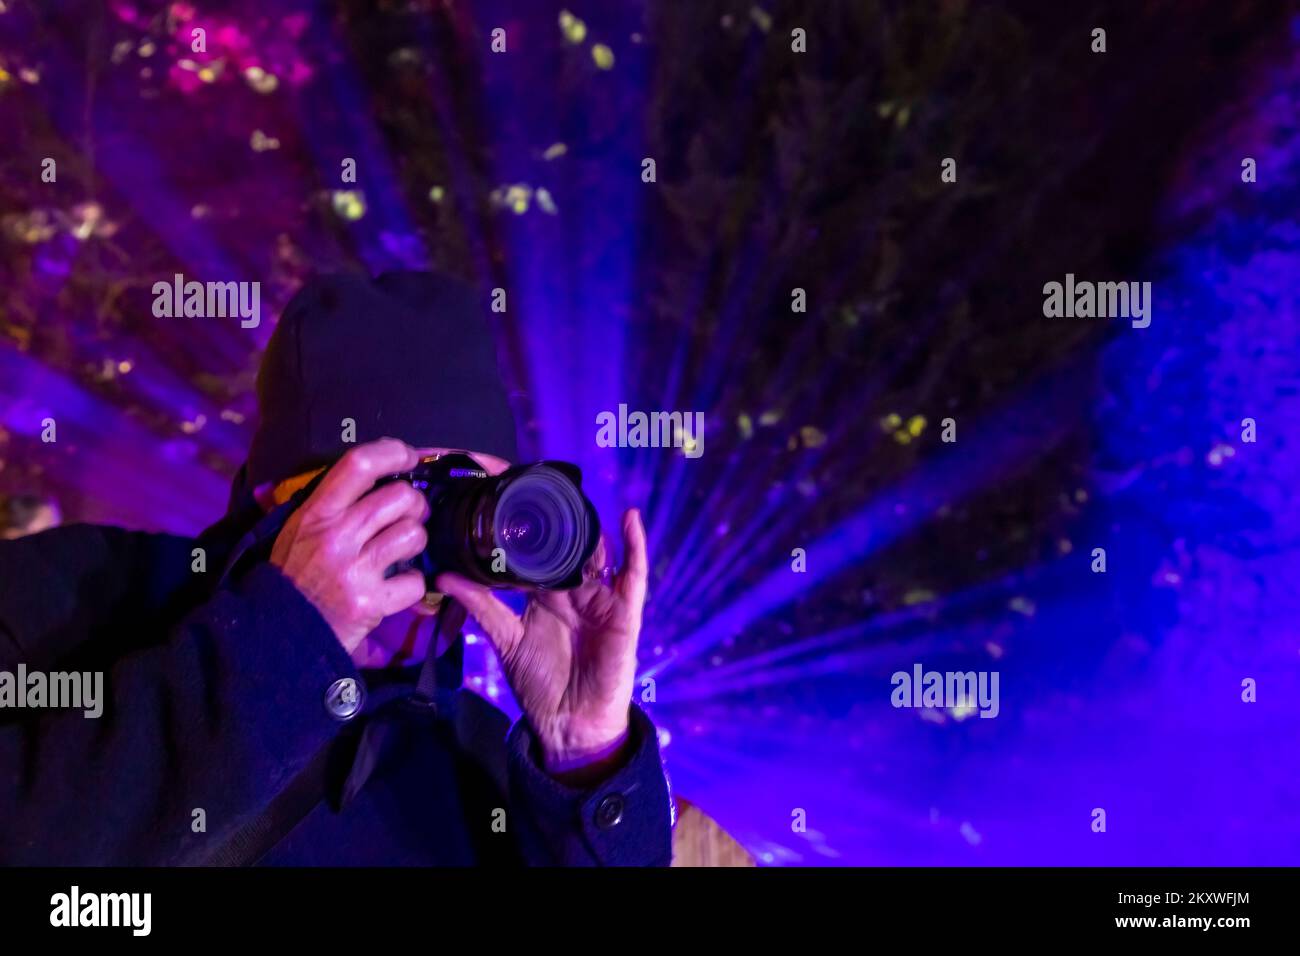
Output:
[{"xmin": 270, "ymin": 438, "xmax": 430, "ymax": 655}]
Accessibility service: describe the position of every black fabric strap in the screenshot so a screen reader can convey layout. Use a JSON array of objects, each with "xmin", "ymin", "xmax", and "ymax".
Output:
[
  {"xmin": 205, "ymin": 743, "xmax": 334, "ymax": 866},
  {"xmin": 339, "ymin": 599, "xmax": 466, "ymax": 808},
  {"xmin": 200, "ymin": 471, "xmax": 339, "ymax": 866},
  {"xmin": 204, "ymin": 468, "xmax": 472, "ymax": 864}
]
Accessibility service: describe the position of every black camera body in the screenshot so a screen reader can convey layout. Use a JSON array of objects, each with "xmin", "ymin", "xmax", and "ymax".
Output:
[{"xmin": 382, "ymin": 452, "xmax": 600, "ymax": 591}]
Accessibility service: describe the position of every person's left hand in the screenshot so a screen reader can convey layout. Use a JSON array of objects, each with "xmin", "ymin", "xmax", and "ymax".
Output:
[{"xmin": 435, "ymin": 508, "xmax": 648, "ymax": 783}]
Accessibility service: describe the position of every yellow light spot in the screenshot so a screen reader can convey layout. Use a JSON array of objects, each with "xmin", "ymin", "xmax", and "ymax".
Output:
[
  {"xmin": 893, "ymin": 431, "xmax": 912, "ymax": 444},
  {"xmin": 543, "ymin": 142, "xmax": 568, "ymax": 161},
  {"xmin": 331, "ymin": 190, "xmax": 367, "ymax": 220},
  {"xmin": 117, "ymin": 360, "xmax": 133, "ymax": 374},
  {"xmin": 591, "ymin": 44, "xmax": 614, "ymax": 69},
  {"xmin": 902, "ymin": 589, "xmax": 935, "ymax": 606},
  {"xmin": 250, "ymin": 130, "xmax": 280, "ymax": 152},
  {"xmin": 558, "ymin": 10, "xmax": 587, "ymax": 44},
  {"xmin": 750, "ymin": 7, "xmax": 773, "ymax": 32},
  {"xmin": 906, "ymin": 414, "xmax": 926, "ymax": 436},
  {"xmin": 504, "ymin": 184, "xmax": 531, "ymax": 214},
  {"xmin": 758, "ymin": 409, "xmax": 782, "ymax": 426},
  {"xmin": 880, "ymin": 412, "xmax": 902, "ymax": 431},
  {"xmin": 799, "ymin": 425, "xmax": 827, "ymax": 448},
  {"xmin": 428, "ymin": 185, "xmax": 445, "ymax": 203},
  {"xmin": 69, "ymin": 202, "xmax": 104, "ymax": 241},
  {"xmin": 949, "ymin": 702, "xmax": 976, "ymax": 721},
  {"xmin": 737, "ymin": 413, "xmax": 753, "ymax": 439},
  {"xmin": 138, "ymin": 41, "xmax": 156, "ymax": 57},
  {"xmin": 243, "ymin": 65, "xmax": 279, "ymax": 93},
  {"xmin": 14, "ymin": 210, "xmax": 56, "ymax": 243}
]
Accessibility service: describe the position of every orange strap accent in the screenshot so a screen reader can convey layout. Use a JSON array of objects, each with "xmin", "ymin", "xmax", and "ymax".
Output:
[{"xmin": 271, "ymin": 466, "xmax": 327, "ymax": 506}]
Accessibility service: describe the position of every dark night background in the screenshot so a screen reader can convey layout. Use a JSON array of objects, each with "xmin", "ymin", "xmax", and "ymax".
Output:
[{"xmin": 1, "ymin": 0, "xmax": 1298, "ymax": 864}]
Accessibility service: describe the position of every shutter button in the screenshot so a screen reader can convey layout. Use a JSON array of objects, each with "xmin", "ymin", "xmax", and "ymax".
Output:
[
  {"xmin": 325, "ymin": 678, "xmax": 364, "ymax": 720},
  {"xmin": 595, "ymin": 793, "xmax": 625, "ymax": 830}
]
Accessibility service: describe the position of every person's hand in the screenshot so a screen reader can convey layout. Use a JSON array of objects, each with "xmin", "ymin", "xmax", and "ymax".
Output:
[
  {"xmin": 271, "ymin": 439, "xmax": 430, "ymax": 656},
  {"xmin": 436, "ymin": 508, "xmax": 649, "ymax": 783}
]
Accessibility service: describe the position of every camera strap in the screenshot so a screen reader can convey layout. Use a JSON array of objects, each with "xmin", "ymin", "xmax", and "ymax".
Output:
[
  {"xmin": 214, "ymin": 470, "xmax": 330, "ymax": 588},
  {"xmin": 418, "ymin": 595, "xmax": 466, "ymax": 697},
  {"xmin": 337, "ymin": 596, "xmax": 466, "ymax": 808}
]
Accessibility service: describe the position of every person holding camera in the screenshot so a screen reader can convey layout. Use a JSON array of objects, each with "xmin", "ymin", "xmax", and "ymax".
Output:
[{"xmin": 0, "ymin": 272, "xmax": 673, "ymax": 866}]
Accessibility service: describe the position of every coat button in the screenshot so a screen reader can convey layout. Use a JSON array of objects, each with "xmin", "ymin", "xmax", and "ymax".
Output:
[
  {"xmin": 325, "ymin": 678, "xmax": 364, "ymax": 720},
  {"xmin": 595, "ymin": 793, "xmax": 625, "ymax": 830}
]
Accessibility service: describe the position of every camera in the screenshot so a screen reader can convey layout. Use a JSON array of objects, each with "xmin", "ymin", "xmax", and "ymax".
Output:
[{"xmin": 380, "ymin": 452, "xmax": 600, "ymax": 590}]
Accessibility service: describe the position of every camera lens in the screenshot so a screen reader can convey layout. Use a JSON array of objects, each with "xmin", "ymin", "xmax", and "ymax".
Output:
[{"xmin": 494, "ymin": 465, "xmax": 591, "ymax": 587}]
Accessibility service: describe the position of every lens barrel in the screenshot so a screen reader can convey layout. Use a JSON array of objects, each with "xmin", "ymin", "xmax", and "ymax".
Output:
[{"xmin": 398, "ymin": 455, "xmax": 599, "ymax": 590}]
